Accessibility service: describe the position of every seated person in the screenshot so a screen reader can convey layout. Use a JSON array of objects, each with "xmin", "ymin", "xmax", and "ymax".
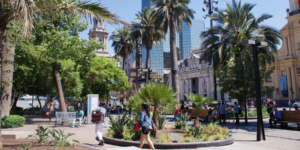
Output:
[
  {"xmin": 269, "ymin": 108, "xmax": 281, "ymax": 128},
  {"xmin": 174, "ymin": 107, "xmax": 180, "ymax": 121},
  {"xmin": 71, "ymin": 109, "xmax": 84, "ymax": 128},
  {"xmin": 295, "ymin": 105, "xmax": 300, "ymax": 129},
  {"xmin": 45, "ymin": 103, "xmax": 53, "ymax": 118},
  {"xmin": 212, "ymin": 107, "xmax": 218, "ymax": 117},
  {"xmin": 204, "ymin": 108, "xmax": 213, "ymax": 123}
]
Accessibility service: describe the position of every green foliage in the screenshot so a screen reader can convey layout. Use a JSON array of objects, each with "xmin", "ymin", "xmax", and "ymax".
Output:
[
  {"xmin": 27, "ymin": 126, "xmax": 49, "ymax": 143},
  {"xmin": 226, "ymin": 105, "xmax": 268, "ymax": 117},
  {"xmin": 174, "ymin": 114, "xmax": 190, "ymax": 129},
  {"xmin": 108, "ymin": 113, "xmax": 129, "ymax": 138},
  {"xmin": 157, "ymin": 134, "xmax": 172, "ymax": 143},
  {"xmin": 1, "ymin": 115, "xmax": 25, "ymax": 128},
  {"xmin": 157, "ymin": 115, "xmax": 166, "ymax": 130},
  {"xmin": 185, "ymin": 123, "xmax": 229, "ymax": 141},
  {"xmin": 126, "ymin": 95, "xmax": 144, "ymax": 118},
  {"xmin": 48, "ymin": 129, "xmax": 78, "ymax": 147},
  {"xmin": 21, "ymin": 142, "xmax": 32, "ymax": 150},
  {"xmin": 23, "ymin": 108, "xmax": 43, "ymax": 115}
]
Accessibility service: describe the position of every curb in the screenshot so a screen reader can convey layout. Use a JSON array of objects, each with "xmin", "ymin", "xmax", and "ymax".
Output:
[{"xmin": 103, "ymin": 136, "xmax": 234, "ymax": 149}]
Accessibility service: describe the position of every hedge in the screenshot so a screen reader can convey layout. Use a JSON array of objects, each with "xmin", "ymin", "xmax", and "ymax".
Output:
[{"xmin": 1, "ymin": 115, "xmax": 26, "ymax": 128}]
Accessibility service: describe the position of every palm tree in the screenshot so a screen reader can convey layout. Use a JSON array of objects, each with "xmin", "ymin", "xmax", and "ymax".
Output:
[
  {"xmin": 0, "ymin": 0, "xmax": 130, "ymax": 115},
  {"xmin": 110, "ymin": 26, "xmax": 134, "ymax": 71},
  {"xmin": 200, "ymin": 0, "xmax": 281, "ymax": 121},
  {"xmin": 185, "ymin": 94, "xmax": 211, "ymax": 126},
  {"xmin": 138, "ymin": 82, "xmax": 176, "ymax": 136},
  {"xmin": 151, "ymin": 0, "xmax": 194, "ymax": 101},
  {"xmin": 131, "ymin": 7, "xmax": 165, "ymax": 84}
]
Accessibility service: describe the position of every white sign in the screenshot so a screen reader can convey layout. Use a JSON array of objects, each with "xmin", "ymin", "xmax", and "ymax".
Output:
[{"xmin": 87, "ymin": 94, "xmax": 99, "ymax": 124}]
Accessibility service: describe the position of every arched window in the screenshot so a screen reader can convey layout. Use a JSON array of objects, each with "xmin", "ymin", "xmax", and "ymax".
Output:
[{"xmin": 286, "ymin": 37, "xmax": 289, "ymax": 56}]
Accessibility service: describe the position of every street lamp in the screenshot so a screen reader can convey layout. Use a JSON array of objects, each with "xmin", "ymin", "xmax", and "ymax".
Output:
[
  {"xmin": 202, "ymin": 0, "xmax": 218, "ymax": 27},
  {"xmin": 241, "ymin": 39, "xmax": 267, "ymax": 141}
]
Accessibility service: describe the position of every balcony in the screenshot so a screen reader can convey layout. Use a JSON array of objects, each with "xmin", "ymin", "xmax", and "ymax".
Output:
[{"xmin": 289, "ymin": 10, "xmax": 300, "ymax": 17}]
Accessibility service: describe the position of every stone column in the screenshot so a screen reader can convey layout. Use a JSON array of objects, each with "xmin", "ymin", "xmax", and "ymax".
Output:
[
  {"xmin": 198, "ymin": 77, "xmax": 201, "ymax": 95},
  {"xmin": 189, "ymin": 78, "xmax": 192, "ymax": 94},
  {"xmin": 207, "ymin": 75, "xmax": 211, "ymax": 98}
]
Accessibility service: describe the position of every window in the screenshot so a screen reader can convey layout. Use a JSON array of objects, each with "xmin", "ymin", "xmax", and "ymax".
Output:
[
  {"xmin": 192, "ymin": 78, "xmax": 195, "ymax": 85},
  {"xmin": 266, "ymin": 77, "xmax": 272, "ymax": 82},
  {"xmin": 286, "ymin": 37, "xmax": 289, "ymax": 55},
  {"xmin": 282, "ymin": 71, "xmax": 286, "ymax": 76},
  {"xmin": 267, "ymin": 87, "xmax": 273, "ymax": 98}
]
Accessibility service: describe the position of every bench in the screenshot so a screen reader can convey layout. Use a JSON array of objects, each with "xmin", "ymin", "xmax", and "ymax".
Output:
[
  {"xmin": 188, "ymin": 109, "xmax": 220, "ymax": 119},
  {"xmin": 278, "ymin": 111, "xmax": 300, "ymax": 129},
  {"xmin": 55, "ymin": 111, "xmax": 87, "ymax": 127}
]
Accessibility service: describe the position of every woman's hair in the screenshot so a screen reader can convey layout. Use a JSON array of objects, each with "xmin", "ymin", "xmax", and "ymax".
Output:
[
  {"xmin": 99, "ymin": 102, "xmax": 106, "ymax": 107},
  {"xmin": 142, "ymin": 102, "xmax": 151, "ymax": 117}
]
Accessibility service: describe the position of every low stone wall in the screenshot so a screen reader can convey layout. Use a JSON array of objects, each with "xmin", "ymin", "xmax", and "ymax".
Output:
[{"xmin": 103, "ymin": 135, "xmax": 234, "ymax": 149}]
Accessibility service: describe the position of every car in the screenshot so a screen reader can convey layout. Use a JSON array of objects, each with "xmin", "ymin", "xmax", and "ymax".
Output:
[
  {"xmin": 225, "ymin": 99, "xmax": 238, "ymax": 107},
  {"xmin": 293, "ymin": 102, "xmax": 300, "ymax": 108}
]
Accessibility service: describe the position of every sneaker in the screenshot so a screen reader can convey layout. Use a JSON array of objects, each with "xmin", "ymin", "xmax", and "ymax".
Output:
[
  {"xmin": 95, "ymin": 137, "xmax": 99, "ymax": 141},
  {"xmin": 71, "ymin": 126, "xmax": 75, "ymax": 128}
]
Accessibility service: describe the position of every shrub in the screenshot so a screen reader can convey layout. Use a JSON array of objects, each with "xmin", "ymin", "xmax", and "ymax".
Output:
[
  {"xmin": 48, "ymin": 129, "xmax": 78, "ymax": 147},
  {"xmin": 21, "ymin": 142, "xmax": 32, "ymax": 150},
  {"xmin": 157, "ymin": 134, "xmax": 172, "ymax": 143},
  {"xmin": 174, "ymin": 114, "xmax": 190, "ymax": 129},
  {"xmin": 11, "ymin": 107, "xmax": 24, "ymax": 116},
  {"xmin": 108, "ymin": 113, "xmax": 129, "ymax": 138},
  {"xmin": 23, "ymin": 108, "xmax": 43, "ymax": 115},
  {"xmin": 1, "ymin": 115, "xmax": 25, "ymax": 128},
  {"xmin": 186, "ymin": 123, "xmax": 229, "ymax": 141},
  {"xmin": 157, "ymin": 115, "xmax": 166, "ymax": 130},
  {"xmin": 27, "ymin": 126, "xmax": 49, "ymax": 143}
]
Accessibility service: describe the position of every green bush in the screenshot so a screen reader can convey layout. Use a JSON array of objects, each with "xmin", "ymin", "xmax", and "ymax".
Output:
[
  {"xmin": 48, "ymin": 129, "xmax": 78, "ymax": 147},
  {"xmin": 23, "ymin": 108, "xmax": 43, "ymax": 115},
  {"xmin": 2, "ymin": 115, "xmax": 26, "ymax": 128},
  {"xmin": 185, "ymin": 123, "xmax": 229, "ymax": 140},
  {"xmin": 27, "ymin": 126, "xmax": 49, "ymax": 143},
  {"xmin": 10, "ymin": 107, "xmax": 24, "ymax": 116},
  {"xmin": 157, "ymin": 115, "xmax": 166, "ymax": 130},
  {"xmin": 174, "ymin": 114, "xmax": 190, "ymax": 129},
  {"xmin": 108, "ymin": 113, "xmax": 129, "ymax": 138}
]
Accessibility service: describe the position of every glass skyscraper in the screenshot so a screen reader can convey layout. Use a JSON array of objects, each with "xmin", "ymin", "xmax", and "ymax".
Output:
[{"xmin": 136, "ymin": 0, "xmax": 205, "ymax": 79}]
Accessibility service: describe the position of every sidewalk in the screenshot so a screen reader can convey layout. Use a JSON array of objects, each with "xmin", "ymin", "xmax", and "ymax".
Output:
[{"xmin": 2, "ymin": 115, "xmax": 299, "ymax": 150}]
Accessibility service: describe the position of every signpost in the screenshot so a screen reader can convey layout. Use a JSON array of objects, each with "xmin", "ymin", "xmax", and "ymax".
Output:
[{"xmin": 87, "ymin": 94, "xmax": 99, "ymax": 124}]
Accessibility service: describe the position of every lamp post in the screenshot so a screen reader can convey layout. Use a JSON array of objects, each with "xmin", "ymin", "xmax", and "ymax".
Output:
[
  {"xmin": 202, "ymin": 0, "xmax": 218, "ymax": 27},
  {"xmin": 241, "ymin": 39, "xmax": 267, "ymax": 141}
]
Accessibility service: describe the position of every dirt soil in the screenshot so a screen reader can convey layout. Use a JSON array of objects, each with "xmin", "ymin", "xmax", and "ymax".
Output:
[{"xmin": 2, "ymin": 139, "xmax": 86, "ymax": 150}]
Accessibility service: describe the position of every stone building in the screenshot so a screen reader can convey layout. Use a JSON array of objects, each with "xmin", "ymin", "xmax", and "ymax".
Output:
[
  {"xmin": 261, "ymin": 0, "xmax": 300, "ymax": 103},
  {"xmin": 178, "ymin": 48, "xmax": 229, "ymax": 102},
  {"xmin": 88, "ymin": 17, "xmax": 111, "ymax": 58}
]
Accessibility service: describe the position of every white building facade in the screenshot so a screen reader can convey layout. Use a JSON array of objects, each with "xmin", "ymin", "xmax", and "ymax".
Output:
[{"xmin": 178, "ymin": 48, "xmax": 229, "ymax": 101}]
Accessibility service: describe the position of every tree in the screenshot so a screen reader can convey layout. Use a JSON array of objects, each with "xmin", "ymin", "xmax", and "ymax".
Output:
[
  {"xmin": 151, "ymin": 0, "xmax": 194, "ymax": 101},
  {"xmin": 137, "ymin": 82, "xmax": 176, "ymax": 136},
  {"xmin": 83, "ymin": 56, "xmax": 131, "ymax": 99},
  {"xmin": 184, "ymin": 94, "xmax": 211, "ymax": 126},
  {"xmin": 131, "ymin": 7, "xmax": 165, "ymax": 83},
  {"xmin": 200, "ymin": 0, "xmax": 281, "ymax": 121},
  {"xmin": 110, "ymin": 26, "xmax": 134, "ymax": 70}
]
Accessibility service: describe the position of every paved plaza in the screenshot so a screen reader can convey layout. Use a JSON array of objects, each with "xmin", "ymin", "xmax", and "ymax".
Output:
[{"xmin": 2, "ymin": 113, "xmax": 300, "ymax": 150}]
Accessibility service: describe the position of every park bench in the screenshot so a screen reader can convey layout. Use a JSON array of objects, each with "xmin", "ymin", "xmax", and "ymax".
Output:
[
  {"xmin": 188, "ymin": 109, "xmax": 219, "ymax": 119},
  {"xmin": 278, "ymin": 111, "xmax": 300, "ymax": 129},
  {"xmin": 55, "ymin": 111, "xmax": 87, "ymax": 127}
]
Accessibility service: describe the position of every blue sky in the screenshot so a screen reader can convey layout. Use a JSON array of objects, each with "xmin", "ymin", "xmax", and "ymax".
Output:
[{"xmin": 79, "ymin": 0, "xmax": 289, "ymax": 55}]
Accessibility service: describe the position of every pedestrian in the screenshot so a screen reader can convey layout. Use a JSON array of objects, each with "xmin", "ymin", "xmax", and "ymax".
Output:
[
  {"xmin": 234, "ymin": 102, "xmax": 239, "ymax": 125},
  {"xmin": 174, "ymin": 107, "xmax": 180, "ymax": 121},
  {"xmin": 269, "ymin": 108, "xmax": 282, "ymax": 128},
  {"xmin": 219, "ymin": 102, "xmax": 226, "ymax": 124},
  {"xmin": 67, "ymin": 102, "xmax": 70, "ymax": 111},
  {"xmin": 94, "ymin": 102, "xmax": 106, "ymax": 146},
  {"xmin": 81, "ymin": 103, "xmax": 85, "ymax": 111},
  {"xmin": 267, "ymin": 101, "xmax": 274, "ymax": 128},
  {"xmin": 139, "ymin": 103, "xmax": 156, "ymax": 150},
  {"xmin": 288, "ymin": 99, "xmax": 292, "ymax": 111}
]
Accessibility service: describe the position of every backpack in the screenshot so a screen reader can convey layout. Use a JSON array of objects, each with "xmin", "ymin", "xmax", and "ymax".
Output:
[{"xmin": 238, "ymin": 107, "xmax": 241, "ymax": 114}]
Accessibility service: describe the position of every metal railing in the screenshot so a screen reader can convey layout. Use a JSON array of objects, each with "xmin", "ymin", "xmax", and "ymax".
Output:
[{"xmin": 289, "ymin": 10, "xmax": 300, "ymax": 16}]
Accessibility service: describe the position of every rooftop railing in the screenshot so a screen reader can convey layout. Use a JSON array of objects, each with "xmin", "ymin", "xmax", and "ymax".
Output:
[{"xmin": 289, "ymin": 9, "xmax": 300, "ymax": 16}]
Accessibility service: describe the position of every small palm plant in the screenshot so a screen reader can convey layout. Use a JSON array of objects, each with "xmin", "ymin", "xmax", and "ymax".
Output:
[
  {"xmin": 27, "ymin": 125, "xmax": 49, "ymax": 144},
  {"xmin": 185, "ymin": 94, "xmax": 211, "ymax": 126},
  {"xmin": 108, "ymin": 113, "xmax": 129, "ymax": 138},
  {"xmin": 48, "ymin": 129, "xmax": 78, "ymax": 147}
]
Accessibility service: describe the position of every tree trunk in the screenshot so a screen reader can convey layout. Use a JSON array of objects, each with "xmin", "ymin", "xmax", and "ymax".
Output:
[
  {"xmin": 194, "ymin": 115, "xmax": 199, "ymax": 127},
  {"xmin": 152, "ymin": 105, "xmax": 158, "ymax": 138},
  {"xmin": 122, "ymin": 56, "xmax": 125, "ymax": 71},
  {"xmin": 238, "ymin": 98, "xmax": 247, "ymax": 124},
  {"xmin": 145, "ymin": 49, "xmax": 150, "ymax": 84},
  {"xmin": 1, "ymin": 35, "xmax": 15, "ymax": 116},
  {"xmin": 169, "ymin": 13, "xmax": 179, "ymax": 101},
  {"xmin": 10, "ymin": 92, "xmax": 21, "ymax": 114},
  {"xmin": 37, "ymin": 96, "xmax": 42, "ymax": 108},
  {"xmin": 52, "ymin": 62, "xmax": 66, "ymax": 112}
]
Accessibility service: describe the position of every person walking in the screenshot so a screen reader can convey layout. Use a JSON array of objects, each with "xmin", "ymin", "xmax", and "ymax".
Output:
[
  {"xmin": 139, "ymin": 103, "xmax": 156, "ymax": 150},
  {"xmin": 174, "ymin": 107, "xmax": 180, "ymax": 122},
  {"xmin": 219, "ymin": 102, "xmax": 226, "ymax": 124},
  {"xmin": 288, "ymin": 99, "xmax": 292, "ymax": 111},
  {"xmin": 267, "ymin": 101, "xmax": 274, "ymax": 128},
  {"xmin": 94, "ymin": 102, "xmax": 106, "ymax": 146},
  {"xmin": 234, "ymin": 102, "xmax": 239, "ymax": 125}
]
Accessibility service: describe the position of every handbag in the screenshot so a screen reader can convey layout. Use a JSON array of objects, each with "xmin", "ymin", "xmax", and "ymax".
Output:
[
  {"xmin": 142, "ymin": 124, "xmax": 153, "ymax": 134},
  {"xmin": 92, "ymin": 111, "xmax": 105, "ymax": 123}
]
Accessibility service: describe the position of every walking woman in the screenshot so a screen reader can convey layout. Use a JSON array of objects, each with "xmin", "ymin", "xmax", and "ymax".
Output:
[
  {"xmin": 93, "ymin": 102, "xmax": 106, "ymax": 146},
  {"xmin": 139, "ymin": 103, "xmax": 156, "ymax": 150}
]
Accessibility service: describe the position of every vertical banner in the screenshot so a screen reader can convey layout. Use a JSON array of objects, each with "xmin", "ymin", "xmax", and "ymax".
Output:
[
  {"xmin": 280, "ymin": 76, "xmax": 288, "ymax": 96},
  {"xmin": 87, "ymin": 94, "xmax": 99, "ymax": 124}
]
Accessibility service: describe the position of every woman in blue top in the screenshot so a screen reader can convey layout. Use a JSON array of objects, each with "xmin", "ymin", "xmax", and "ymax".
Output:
[{"xmin": 139, "ymin": 103, "xmax": 156, "ymax": 150}]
